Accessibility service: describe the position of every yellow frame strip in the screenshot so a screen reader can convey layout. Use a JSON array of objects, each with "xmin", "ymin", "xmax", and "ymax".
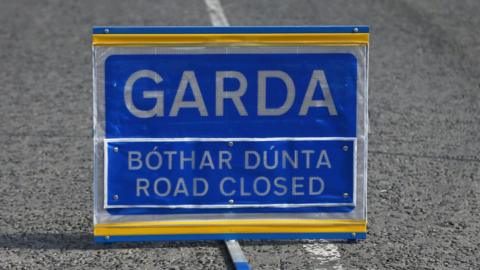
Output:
[
  {"xmin": 94, "ymin": 219, "xmax": 367, "ymax": 236},
  {"xmin": 92, "ymin": 33, "xmax": 369, "ymax": 46}
]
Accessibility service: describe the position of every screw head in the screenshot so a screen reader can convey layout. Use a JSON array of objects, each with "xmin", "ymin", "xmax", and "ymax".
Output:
[
  {"xmin": 112, "ymin": 194, "xmax": 119, "ymax": 200},
  {"xmin": 228, "ymin": 199, "xmax": 234, "ymax": 204},
  {"xmin": 352, "ymin": 232, "xmax": 356, "ymax": 238},
  {"xmin": 342, "ymin": 145, "xmax": 349, "ymax": 151},
  {"xmin": 228, "ymin": 141, "xmax": 234, "ymax": 147},
  {"xmin": 353, "ymin": 27, "xmax": 359, "ymax": 33},
  {"xmin": 104, "ymin": 236, "xmax": 110, "ymax": 240},
  {"xmin": 113, "ymin": 147, "xmax": 119, "ymax": 152},
  {"xmin": 343, "ymin": 193, "xmax": 349, "ymax": 198},
  {"xmin": 104, "ymin": 28, "xmax": 110, "ymax": 34}
]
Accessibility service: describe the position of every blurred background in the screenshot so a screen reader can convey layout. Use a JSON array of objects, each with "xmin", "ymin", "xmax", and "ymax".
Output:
[{"xmin": 0, "ymin": 0, "xmax": 478, "ymax": 269}]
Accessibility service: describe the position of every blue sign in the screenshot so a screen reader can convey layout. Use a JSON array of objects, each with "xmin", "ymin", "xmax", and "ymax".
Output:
[
  {"xmin": 105, "ymin": 53, "xmax": 357, "ymax": 138},
  {"xmin": 104, "ymin": 52, "xmax": 358, "ymax": 215},
  {"xmin": 106, "ymin": 139, "xmax": 354, "ymax": 211}
]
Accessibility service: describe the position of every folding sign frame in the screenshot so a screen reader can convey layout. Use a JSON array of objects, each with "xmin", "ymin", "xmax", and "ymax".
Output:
[{"xmin": 92, "ymin": 26, "xmax": 369, "ymax": 243}]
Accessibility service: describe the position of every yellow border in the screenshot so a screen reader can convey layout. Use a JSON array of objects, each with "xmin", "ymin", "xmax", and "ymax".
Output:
[
  {"xmin": 92, "ymin": 33, "xmax": 369, "ymax": 46},
  {"xmin": 94, "ymin": 219, "xmax": 367, "ymax": 236}
]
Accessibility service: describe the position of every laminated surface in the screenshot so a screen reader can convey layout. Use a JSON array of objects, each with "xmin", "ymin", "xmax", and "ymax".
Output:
[{"xmin": 92, "ymin": 27, "xmax": 369, "ymax": 241}]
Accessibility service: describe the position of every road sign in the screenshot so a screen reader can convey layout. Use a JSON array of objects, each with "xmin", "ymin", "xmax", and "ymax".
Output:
[{"xmin": 92, "ymin": 26, "xmax": 369, "ymax": 242}]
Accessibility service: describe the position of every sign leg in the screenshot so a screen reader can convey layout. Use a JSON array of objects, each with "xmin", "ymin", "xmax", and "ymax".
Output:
[{"xmin": 225, "ymin": 240, "xmax": 251, "ymax": 270}]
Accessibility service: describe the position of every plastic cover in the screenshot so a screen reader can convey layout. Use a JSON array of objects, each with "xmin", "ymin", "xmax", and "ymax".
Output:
[{"xmin": 93, "ymin": 45, "xmax": 368, "ymax": 227}]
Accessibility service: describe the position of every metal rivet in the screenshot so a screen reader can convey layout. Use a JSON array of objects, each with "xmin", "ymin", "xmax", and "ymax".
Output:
[
  {"xmin": 104, "ymin": 28, "xmax": 110, "ymax": 34},
  {"xmin": 113, "ymin": 194, "xmax": 119, "ymax": 200},
  {"xmin": 353, "ymin": 27, "xmax": 359, "ymax": 33},
  {"xmin": 352, "ymin": 232, "xmax": 356, "ymax": 238},
  {"xmin": 113, "ymin": 147, "xmax": 119, "ymax": 152},
  {"xmin": 228, "ymin": 141, "xmax": 234, "ymax": 147},
  {"xmin": 343, "ymin": 145, "xmax": 349, "ymax": 151},
  {"xmin": 228, "ymin": 199, "xmax": 234, "ymax": 204},
  {"xmin": 343, "ymin": 193, "xmax": 349, "ymax": 198},
  {"xmin": 105, "ymin": 236, "xmax": 110, "ymax": 240}
]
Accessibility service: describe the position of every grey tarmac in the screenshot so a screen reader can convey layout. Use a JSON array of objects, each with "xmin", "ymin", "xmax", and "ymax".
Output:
[{"xmin": 0, "ymin": 0, "xmax": 478, "ymax": 269}]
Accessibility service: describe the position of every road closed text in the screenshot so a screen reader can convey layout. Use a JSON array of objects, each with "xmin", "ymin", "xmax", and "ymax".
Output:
[
  {"xmin": 129, "ymin": 148, "xmax": 332, "ymax": 198},
  {"xmin": 106, "ymin": 140, "xmax": 355, "ymax": 207}
]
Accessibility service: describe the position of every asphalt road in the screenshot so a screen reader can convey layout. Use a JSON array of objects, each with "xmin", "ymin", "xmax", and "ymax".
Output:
[{"xmin": 0, "ymin": 0, "xmax": 479, "ymax": 269}]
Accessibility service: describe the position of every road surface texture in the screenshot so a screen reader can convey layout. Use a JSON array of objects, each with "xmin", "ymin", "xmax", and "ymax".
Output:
[{"xmin": 0, "ymin": 0, "xmax": 479, "ymax": 269}]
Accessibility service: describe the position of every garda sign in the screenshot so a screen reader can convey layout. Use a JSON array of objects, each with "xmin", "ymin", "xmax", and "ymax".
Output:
[{"xmin": 92, "ymin": 26, "xmax": 369, "ymax": 242}]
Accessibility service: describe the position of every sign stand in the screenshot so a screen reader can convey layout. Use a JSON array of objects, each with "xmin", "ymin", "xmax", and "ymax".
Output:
[
  {"xmin": 92, "ymin": 25, "xmax": 369, "ymax": 243},
  {"xmin": 225, "ymin": 240, "xmax": 251, "ymax": 270}
]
